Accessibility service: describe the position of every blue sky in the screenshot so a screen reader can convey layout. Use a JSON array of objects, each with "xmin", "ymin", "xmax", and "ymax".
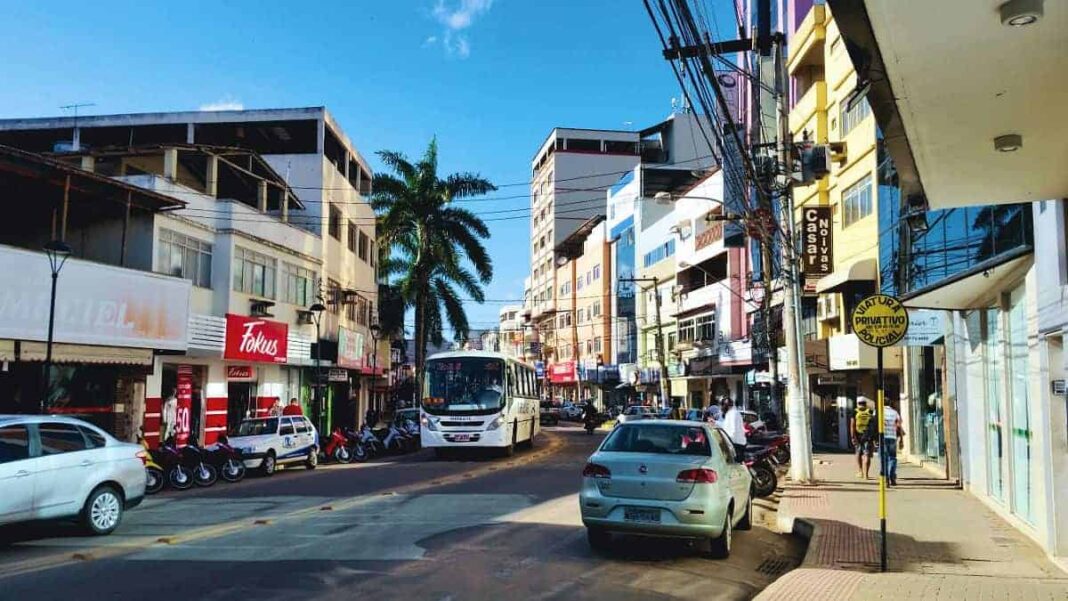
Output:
[{"xmin": 0, "ymin": 0, "xmax": 735, "ymax": 335}]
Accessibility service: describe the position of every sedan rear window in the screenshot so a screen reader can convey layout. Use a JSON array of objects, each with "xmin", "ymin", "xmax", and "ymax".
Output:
[
  {"xmin": 0, "ymin": 425, "xmax": 30, "ymax": 463},
  {"xmin": 601, "ymin": 424, "xmax": 712, "ymax": 456}
]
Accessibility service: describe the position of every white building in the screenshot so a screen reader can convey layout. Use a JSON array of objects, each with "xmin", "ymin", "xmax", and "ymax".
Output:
[{"xmin": 497, "ymin": 304, "xmax": 524, "ymax": 358}]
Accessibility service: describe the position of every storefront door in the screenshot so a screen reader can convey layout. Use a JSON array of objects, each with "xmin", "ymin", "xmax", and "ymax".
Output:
[
  {"xmin": 984, "ymin": 308, "xmax": 1006, "ymax": 503},
  {"xmin": 227, "ymin": 382, "xmax": 255, "ymax": 430},
  {"xmin": 1007, "ymin": 286, "xmax": 1033, "ymax": 523}
]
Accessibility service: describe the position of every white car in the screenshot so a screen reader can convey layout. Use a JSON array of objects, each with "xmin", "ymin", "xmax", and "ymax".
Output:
[
  {"xmin": 0, "ymin": 415, "xmax": 146, "ymax": 535},
  {"xmin": 580, "ymin": 420, "xmax": 753, "ymax": 558},
  {"xmin": 228, "ymin": 415, "xmax": 319, "ymax": 476},
  {"xmin": 616, "ymin": 405, "xmax": 657, "ymax": 426}
]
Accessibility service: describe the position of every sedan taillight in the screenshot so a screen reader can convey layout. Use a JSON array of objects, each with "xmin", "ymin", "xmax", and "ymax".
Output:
[
  {"xmin": 676, "ymin": 468, "xmax": 718, "ymax": 484},
  {"xmin": 136, "ymin": 450, "xmax": 148, "ymax": 465},
  {"xmin": 582, "ymin": 462, "xmax": 611, "ymax": 479}
]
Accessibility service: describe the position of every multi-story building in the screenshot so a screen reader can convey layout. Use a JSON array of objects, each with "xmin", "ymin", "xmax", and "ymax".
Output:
[
  {"xmin": 496, "ymin": 304, "xmax": 524, "ymax": 358},
  {"xmin": 0, "ymin": 108, "xmax": 383, "ymax": 442}
]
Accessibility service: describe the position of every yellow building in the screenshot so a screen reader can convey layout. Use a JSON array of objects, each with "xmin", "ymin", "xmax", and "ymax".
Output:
[{"xmin": 788, "ymin": 3, "xmax": 902, "ymax": 449}]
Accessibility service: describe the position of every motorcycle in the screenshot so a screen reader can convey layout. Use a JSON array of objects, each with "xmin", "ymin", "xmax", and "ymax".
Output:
[
  {"xmin": 583, "ymin": 412, "xmax": 599, "ymax": 435},
  {"xmin": 748, "ymin": 431, "xmax": 790, "ymax": 466},
  {"xmin": 142, "ymin": 440, "xmax": 165, "ymax": 494},
  {"xmin": 348, "ymin": 424, "xmax": 383, "ymax": 461},
  {"xmin": 153, "ymin": 440, "xmax": 193, "ymax": 491},
  {"xmin": 320, "ymin": 427, "xmax": 354, "ymax": 464},
  {"xmin": 180, "ymin": 440, "xmax": 219, "ymax": 487},
  {"xmin": 375, "ymin": 423, "xmax": 412, "ymax": 454},
  {"xmin": 744, "ymin": 445, "xmax": 779, "ymax": 498},
  {"xmin": 206, "ymin": 435, "xmax": 247, "ymax": 483}
]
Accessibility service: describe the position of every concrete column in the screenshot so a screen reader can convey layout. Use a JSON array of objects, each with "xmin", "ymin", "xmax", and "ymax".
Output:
[
  {"xmin": 163, "ymin": 147, "xmax": 179, "ymax": 181},
  {"xmin": 258, "ymin": 180, "xmax": 268, "ymax": 212},
  {"xmin": 205, "ymin": 155, "xmax": 218, "ymax": 197},
  {"xmin": 186, "ymin": 123, "xmax": 195, "ymax": 143},
  {"xmin": 281, "ymin": 192, "xmax": 289, "ymax": 223},
  {"xmin": 79, "ymin": 156, "xmax": 95, "ymax": 172}
]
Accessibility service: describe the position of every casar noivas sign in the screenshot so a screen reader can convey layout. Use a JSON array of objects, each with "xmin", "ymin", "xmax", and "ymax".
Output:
[{"xmin": 851, "ymin": 294, "xmax": 909, "ymax": 347}]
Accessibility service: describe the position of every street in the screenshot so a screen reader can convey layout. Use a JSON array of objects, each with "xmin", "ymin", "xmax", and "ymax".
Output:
[{"xmin": 0, "ymin": 426, "xmax": 802, "ymax": 601}]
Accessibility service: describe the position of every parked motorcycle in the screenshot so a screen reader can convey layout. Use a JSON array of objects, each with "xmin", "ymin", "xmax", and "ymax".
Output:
[
  {"xmin": 142, "ymin": 440, "xmax": 165, "ymax": 494},
  {"xmin": 343, "ymin": 426, "xmax": 372, "ymax": 462},
  {"xmin": 153, "ymin": 440, "xmax": 193, "ymax": 491},
  {"xmin": 320, "ymin": 427, "xmax": 353, "ymax": 464},
  {"xmin": 744, "ymin": 445, "xmax": 779, "ymax": 498},
  {"xmin": 748, "ymin": 431, "xmax": 790, "ymax": 466},
  {"xmin": 180, "ymin": 440, "xmax": 219, "ymax": 487},
  {"xmin": 375, "ymin": 423, "xmax": 412, "ymax": 454},
  {"xmin": 206, "ymin": 435, "xmax": 247, "ymax": 483}
]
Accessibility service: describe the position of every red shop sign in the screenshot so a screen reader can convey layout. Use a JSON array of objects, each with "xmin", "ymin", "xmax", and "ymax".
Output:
[
  {"xmin": 224, "ymin": 314, "xmax": 288, "ymax": 363},
  {"xmin": 226, "ymin": 365, "xmax": 255, "ymax": 380},
  {"xmin": 548, "ymin": 361, "xmax": 577, "ymax": 384}
]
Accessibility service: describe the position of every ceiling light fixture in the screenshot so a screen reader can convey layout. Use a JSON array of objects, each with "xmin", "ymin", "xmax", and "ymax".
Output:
[
  {"xmin": 994, "ymin": 134, "xmax": 1023, "ymax": 152},
  {"xmin": 1000, "ymin": 0, "xmax": 1043, "ymax": 27}
]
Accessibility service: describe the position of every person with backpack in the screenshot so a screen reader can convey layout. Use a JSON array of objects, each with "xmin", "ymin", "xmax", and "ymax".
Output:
[{"xmin": 850, "ymin": 397, "xmax": 876, "ymax": 479}]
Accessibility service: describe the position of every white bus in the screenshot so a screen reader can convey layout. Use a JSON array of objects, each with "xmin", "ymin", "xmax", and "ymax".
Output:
[{"xmin": 420, "ymin": 351, "xmax": 540, "ymax": 456}]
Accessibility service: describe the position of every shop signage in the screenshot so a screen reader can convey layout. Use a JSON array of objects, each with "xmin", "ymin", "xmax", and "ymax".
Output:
[
  {"xmin": 548, "ymin": 361, "xmax": 576, "ymax": 384},
  {"xmin": 817, "ymin": 374, "xmax": 847, "ymax": 386},
  {"xmin": 176, "ymin": 365, "xmax": 193, "ymax": 447},
  {"xmin": 894, "ymin": 310, "xmax": 945, "ymax": 347},
  {"xmin": 328, "ymin": 368, "xmax": 348, "ymax": 382},
  {"xmin": 802, "ymin": 207, "xmax": 833, "ymax": 277},
  {"xmin": 226, "ymin": 365, "xmax": 255, "ymax": 380},
  {"xmin": 851, "ymin": 294, "xmax": 908, "ymax": 348},
  {"xmin": 337, "ymin": 326, "xmax": 365, "ymax": 369},
  {"xmin": 0, "ymin": 244, "xmax": 190, "ymax": 350},
  {"xmin": 534, "ymin": 360, "xmax": 545, "ymax": 379},
  {"xmin": 224, "ymin": 314, "xmax": 288, "ymax": 363}
]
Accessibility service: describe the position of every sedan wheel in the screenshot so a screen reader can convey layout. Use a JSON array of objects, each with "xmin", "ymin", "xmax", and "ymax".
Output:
[
  {"xmin": 708, "ymin": 510, "xmax": 732, "ymax": 559},
  {"xmin": 83, "ymin": 486, "xmax": 123, "ymax": 535}
]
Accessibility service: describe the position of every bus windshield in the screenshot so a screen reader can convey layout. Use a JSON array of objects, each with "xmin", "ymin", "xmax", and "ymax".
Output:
[{"xmin": 424, "ymin": 357, "xmax": 506, "ymax": 413}]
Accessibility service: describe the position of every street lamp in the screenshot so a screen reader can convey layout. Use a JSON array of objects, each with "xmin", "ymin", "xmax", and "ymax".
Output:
[
  {"xmin": 309, "ymin": 301, "xmax": 327, "ymax": 433},
  {"xmin": 369, "ymin": 320, "xmax": 381, "ymax": 414},
  {"xmin": 42, "ymin": 239, "xmax": 72, "ymax": 414}
]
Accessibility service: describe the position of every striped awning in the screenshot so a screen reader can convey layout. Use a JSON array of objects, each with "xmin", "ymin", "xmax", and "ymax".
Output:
[{"xmin": 16, "ymin": 341, "xmax": 154, "ymax": 366}]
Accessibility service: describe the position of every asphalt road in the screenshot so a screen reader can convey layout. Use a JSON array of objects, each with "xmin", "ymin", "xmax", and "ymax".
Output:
[{"xmin": 0, "ymin": 424, "xmax": 804, "ymax": 601}]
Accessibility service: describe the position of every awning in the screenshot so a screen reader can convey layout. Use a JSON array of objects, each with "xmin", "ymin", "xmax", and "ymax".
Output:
[
  {"xmin": 816, "ymin": 258, "xmax": 878, "ymax": 294},
  {"xmin": 0, "ymin": 339, "xmax": 14, "ymax": 362},
  {"xmin": 17, "ymin": 342, "xmax": 154, "ymax": 366},
  {"xmin": 902, "ymin": 250, "xmax": 1032, "ymax": 310}
]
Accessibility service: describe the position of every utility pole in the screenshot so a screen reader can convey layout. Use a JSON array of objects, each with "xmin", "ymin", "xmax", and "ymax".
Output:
[{"xmin": 620, "ymin": 277, "xmax": 671, "ymax": 410}]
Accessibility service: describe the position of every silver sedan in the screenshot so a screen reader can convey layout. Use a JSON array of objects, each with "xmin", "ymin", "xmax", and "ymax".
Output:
[{"xmin": 579, "ymin": 420, "xmax": 753, "ymax": 558}]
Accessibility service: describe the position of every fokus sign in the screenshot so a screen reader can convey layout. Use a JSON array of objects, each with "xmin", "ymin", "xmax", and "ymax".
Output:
[{"xmin": 224, "ymin": 314, "xmax": 288, "ymax": 363}]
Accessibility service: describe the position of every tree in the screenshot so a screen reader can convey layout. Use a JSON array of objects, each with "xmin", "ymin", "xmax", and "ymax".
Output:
[{"xmin": 372, "ymin": 138, "xmax": 496, "ymax": 398}]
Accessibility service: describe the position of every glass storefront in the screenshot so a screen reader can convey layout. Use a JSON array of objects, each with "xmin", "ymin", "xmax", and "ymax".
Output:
[
  {"xmin": 906, "ymin": 346, "xmax": 945, "ymax": 464},
  {"xmin": 1007, "ymin": 286, "xmax": 1033, "ymax": 523}
]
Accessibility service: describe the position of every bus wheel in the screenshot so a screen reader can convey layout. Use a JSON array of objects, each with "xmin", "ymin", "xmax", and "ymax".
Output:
[
  {"xmin": 502, "ymin": 422, "xmax": 516, "ymax": 457},
  {"xmin": 521, "ymin": 417, "xmax": 536, "ymax": 449}
]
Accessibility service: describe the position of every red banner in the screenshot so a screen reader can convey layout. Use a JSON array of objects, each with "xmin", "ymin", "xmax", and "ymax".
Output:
[
  {"xmin": 224, "ymin": 314, "xmax": 288, "ymax": 363},
  {"xmin": 548, "ymin": 361, "xmax": 577, "ymax": 384},
  {"xmin": 176, "ymin": 365, "xmax": 193, "ymax": 446}
]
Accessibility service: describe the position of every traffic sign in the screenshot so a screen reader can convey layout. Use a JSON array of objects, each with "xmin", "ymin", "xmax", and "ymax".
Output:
[{"xmin": 851, "ymin": 294, "xmax": 909, "ymax": 348}]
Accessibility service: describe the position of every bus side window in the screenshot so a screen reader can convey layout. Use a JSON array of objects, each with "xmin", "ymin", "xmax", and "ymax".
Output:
[
  {"xmin": 508, "ymin": 364, "xmax": 518, "ymax": 397},
  {"xmin": 526, "ymin": 367, "xmax": 535, "ymax": 397}
]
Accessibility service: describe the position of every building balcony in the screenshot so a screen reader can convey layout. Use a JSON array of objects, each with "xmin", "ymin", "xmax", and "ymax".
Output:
[
  {"xmin": 787, "ymin": 4, "xmax": 827, "ymax": 76},
  {"xmin": 790, "ymin": 81, "xmax": 827, "ymax": 137}
]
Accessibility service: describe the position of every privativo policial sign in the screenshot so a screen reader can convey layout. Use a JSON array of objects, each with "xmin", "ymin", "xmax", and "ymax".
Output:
[{"xmin": 851, "ymin": 294, "xmax": 909, "ymax": 348}]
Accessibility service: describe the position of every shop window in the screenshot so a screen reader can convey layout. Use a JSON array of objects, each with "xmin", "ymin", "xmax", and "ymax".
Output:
[
  {"xmin": 233, "ymin": 247, "xmax": 277, "ymax": 299},
  {"xmin": 158, "ymin": 228, "xmax": 212, "ymax": 288}
]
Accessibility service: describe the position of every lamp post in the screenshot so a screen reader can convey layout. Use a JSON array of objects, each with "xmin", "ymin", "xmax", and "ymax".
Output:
[
  {"xmin": 309, "ymin": 301, "xmax": 327, "ymax": 434},
  {"xmin": 369, "ymin": 320, "xmax": 381, "ymax": 414},
  {"xmin": 41, "ymin": 240, "xmax": 72, "ymax": 414}
]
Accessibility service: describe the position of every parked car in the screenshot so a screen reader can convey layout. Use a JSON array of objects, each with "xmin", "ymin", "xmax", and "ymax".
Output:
[
  {"xmin": 683, "ymin": 409, "xmax": 705, "ymax": 422},
  {"xmin": 0, "ymin": 415, "xmax": 146, "ymax": 535},
  {"xmin": 561, "ymin": 404, "xmax": 584, "ymax": 421},
  {"xmin": 227, "ymin": 415, "xmax": 319, "ymax": 476},
  {"xmin": 616, "ymin": 405, "xmax": 656, "ymax": 425},
  {"xmin": 539, "ymin": 400, "xmax": 560, "ymax": 426},
  {"xmin": 579, "ymin": 420, "xmax": 753, "ymax": 558},
  {"xmin": 657, "ymin": 407, "xmax": 674, "ymax": 419}
]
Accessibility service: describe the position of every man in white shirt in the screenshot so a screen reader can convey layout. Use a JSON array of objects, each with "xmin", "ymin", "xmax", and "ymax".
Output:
[
  {"xmin": 881, "ymin": 399, "xmax": 905, "ymax": 486},
  {"xmin": 720, "ymin": 398, "xmax": 747, "ymax": 457}
]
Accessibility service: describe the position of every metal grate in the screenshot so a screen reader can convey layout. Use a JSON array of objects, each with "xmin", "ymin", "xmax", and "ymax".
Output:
[{"xmin": 757, "ymin": 556, "xmax": 793, "ymax": 577}]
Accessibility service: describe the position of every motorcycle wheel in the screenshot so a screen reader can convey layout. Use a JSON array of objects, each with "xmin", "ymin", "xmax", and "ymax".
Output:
[
  {"xmin": 352, "ymin": 443, "xmax": 369, "ymax": 463},
  {"xmin": 772, "ymin": 445, "xmax": 790, "ymax": 465},
  {"xmin": 145, "ymin": 467, "xmax": 165, "ymax": 494},
  {"xmin": 194, "ymin": 463, "xmax": 218, "ymax": 487},
  {"xmin": 334, "ymin": 445, "xmax": 353, "ymax": 464},
  {"xmin": 751, "ymin": 464, "xmax": 778, "ymax": 498},
  {"xmin": 168, "ymin": 466, "xmax": 193, "ymax": 490},
  {"xmin": 222, "ymin": 458, "xmax": 246, "ymax": 483}
]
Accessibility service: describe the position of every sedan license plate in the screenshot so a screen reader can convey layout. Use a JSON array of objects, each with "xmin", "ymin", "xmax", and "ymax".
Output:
[
  {"xmin": 452, "ymin": 434, "xmax": 470, "ymax": 442},
  {"xmin": 624, "ymin": 507, "xmax": 661, "ymax": 523}
]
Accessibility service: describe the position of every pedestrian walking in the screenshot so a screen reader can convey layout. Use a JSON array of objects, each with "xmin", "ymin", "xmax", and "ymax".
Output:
[
  {"xmin": 882, "ymin": 399, "xmax": 905, "ymax": 486},
  {"xmin": 850, "ymin": 397, "xmax": 876, "ymax": 479}
]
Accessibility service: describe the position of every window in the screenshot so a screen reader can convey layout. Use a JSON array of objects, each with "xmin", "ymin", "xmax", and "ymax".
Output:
[
  {"xmin": 842, "ymin": 175, "xmax": 873, "ymax": 227},
  {"xmin": 643, "ymin": 239, "xmax": 676, "ymax": 267},
  {"xmin": 0, "ymin": 425, "xmax": 29, "ymax": 463},
  {"xmin": 586, "ymin": 340, "xmax": 593, "ymax": 355},
  {"xmin": 840, "ymin": 97, "xmax": 872, "ymax": 135},
  {"xmin": 592, "ymin": 301, "xmax": 601, "ymax": 317},
  {"xmin": 282, "ymin": 263, "xmax": 317, "ymax": 307},
  {"xmin": 279, "ymin": 418, "xmax": 295, "ymax": 436},
  {"xmin": 329, "ymin": 205, "xmax": 342, "ymax": 240},
  {"xmin": 233, "ymin": 247, "xmax": 277, "ymax": 298},
  {"xmin": 679, "ymin": 318, "xmax": 696, "ymax": 343},
  {"xmin": 667, "ymin": 332, "xmax": 677, "ymax": 351},
  {"xmin": 577, "ymin": 277, "xmax": 584, "ymax": 291},
  {"xmin": 358, "ymin": 231, "xmax": 370, "ymax": 262},
  {"xmin": 594, "ymin": 337, "xmax": 602, "ymax": 353},
  {"xmin": 328, "ymin": 279, "xmax": 342, "ymax": 313},
  {"xmin": 294, "ymin": 419, "xmax": 309, "ymax": 434},
  {"xmin": 157, "ymin": 228, "xmax": 212, "ymax": 288},
  {"xmin": 347, "ymin": 220, "xmax": 357, "ymax": 252},
  {"xmin": 695, "ymin": 314, "xmax": 716, "ymax": 342},
  {"xmin": 39, "ymin": 422, "xmax": 88, "ymax": 455},
  {"xmin": 370, "ymin": 239, "xmax": 376, "ymax": 267},
  {"xmin": 79, "ymin": 426, "xmax": 106, "ymax": 448},
  {"xmin": 565, "ymin": 138, "xmax": 601, "ymax": 153},
  {"xmin": 592, "ymin": 265, "xmax": 601, "ymax": 280}
]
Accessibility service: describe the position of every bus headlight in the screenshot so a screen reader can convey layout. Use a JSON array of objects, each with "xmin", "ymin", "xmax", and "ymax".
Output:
[
  {"xmin": 422, "ymin": 415, "xmax": 438, "ymax": 431},
  {"xmin": 486, "ymin": 416, "xmax": 504, "ymax": 431}
]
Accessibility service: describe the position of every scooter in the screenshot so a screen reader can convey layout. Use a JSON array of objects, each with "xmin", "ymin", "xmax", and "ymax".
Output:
[
  {"xmin": 206, "ymin": 435, "xmax": 247, "ymax": 483},
  {"xmin": 180, "ymin": 440, "xmax": 218, "ymax": 487},
  {"xmin": 376, "ymin": 423, "xmax": 411, "ymax": 454},
  {"xmin": 320, "ymin": 427, "xmax": 353, "ymax": 464},
  {"xmin": 350, "ymin": 424, "xmax": 383, "ymax": 461},
  {"xmin": 142, "ymin": 439, "xmax": 165, "ymax": 494},
  {"xmin": 154, "ymin": 440, "xmax": 193, "ymax": 490},
  {"xmin": 744, "ymin": 445, "xmax": 779, "ymax": 498}
]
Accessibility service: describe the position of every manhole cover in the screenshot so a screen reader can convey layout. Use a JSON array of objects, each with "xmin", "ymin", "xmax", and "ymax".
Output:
[{"xmin": 757, "ymin": 556, "xmax": 792, "ymax": 577}]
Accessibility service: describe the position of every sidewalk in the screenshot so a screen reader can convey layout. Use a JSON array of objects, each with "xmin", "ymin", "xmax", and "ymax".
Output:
[{"xmin": 755, "ymin": 452, "xmax": 1068, "ymax": 600}]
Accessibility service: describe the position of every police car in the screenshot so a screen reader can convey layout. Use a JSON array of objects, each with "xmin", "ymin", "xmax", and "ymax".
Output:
[{"xmin": 228, "ymin": 415, "xmax": 319, "ymax": 476}]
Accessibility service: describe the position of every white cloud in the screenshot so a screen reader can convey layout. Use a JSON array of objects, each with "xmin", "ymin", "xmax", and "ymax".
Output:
[
  {"xmin": 426, "ymin": 0, "xmax": 493, "ymax": 58},
  {"xmin": 199, "ymin": 96, "xmax": 244, "ymax": 111}
]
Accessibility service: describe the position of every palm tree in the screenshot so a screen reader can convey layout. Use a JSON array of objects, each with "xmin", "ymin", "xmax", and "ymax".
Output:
[{"xmin": 372, "ymin": 138, "xmax": 496, "ymax": 395}]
